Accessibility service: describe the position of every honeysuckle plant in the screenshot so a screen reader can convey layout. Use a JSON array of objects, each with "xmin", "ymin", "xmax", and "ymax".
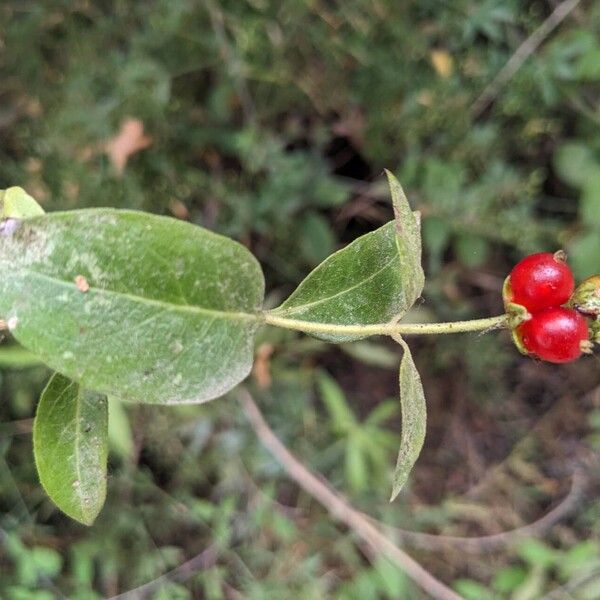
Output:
[{"xmin": 0, "ymin": 174, "xmax": 596, "ymax": 525}]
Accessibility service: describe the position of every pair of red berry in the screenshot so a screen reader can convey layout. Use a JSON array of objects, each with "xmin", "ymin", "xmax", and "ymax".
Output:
[{"xmin": 504, "ymin": 252, "xmax": 592, "ymax": 364}]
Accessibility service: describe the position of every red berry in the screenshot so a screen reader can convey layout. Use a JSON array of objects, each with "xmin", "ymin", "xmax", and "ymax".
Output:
[
  {"xmin": 506, "ymin": 252, "xmax": 574, "ymax": 313},
  {"xmin": 517, "ymin": 307, "xmax": 589, "ymax": 363}
]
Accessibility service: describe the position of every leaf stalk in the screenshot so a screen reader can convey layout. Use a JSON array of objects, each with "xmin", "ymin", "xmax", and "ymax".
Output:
[{"xmin": 263, "ymin": 313, "xmax": 508, "ymax": 337}]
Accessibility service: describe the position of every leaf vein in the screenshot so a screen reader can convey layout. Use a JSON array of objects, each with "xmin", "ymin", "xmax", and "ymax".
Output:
[
  {"xmin": 17, "ymin": 270, "xmax": 258, "ymax": 322},
  {"xmin": 274, "ymin": 254, "xmax": 398, "ymax": 316}
]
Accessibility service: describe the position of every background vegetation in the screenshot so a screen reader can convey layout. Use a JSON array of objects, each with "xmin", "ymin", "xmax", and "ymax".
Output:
[{"xmin": 1, "ymin": 1, "xmax": 599, "ymax": 597}]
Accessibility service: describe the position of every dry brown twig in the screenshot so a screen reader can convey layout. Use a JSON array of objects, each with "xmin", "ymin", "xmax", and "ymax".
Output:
[
  {"xmin": 240, "ymin": 385, "xmax": 595, "ymax": 596},
  {"xmin": 471, "ymin": 0, "xmax": 582, "ymax": 117},
  {"xmin": 239, "ymin": 388, "xmax": 464, "ymax": 600},
  {"xmin": 107, "ymin": 544, "xmax": 219, "ymax": 600},
  {"xmin": 374, "ymin": 468, "xmax": 587, "ymax": 553}
]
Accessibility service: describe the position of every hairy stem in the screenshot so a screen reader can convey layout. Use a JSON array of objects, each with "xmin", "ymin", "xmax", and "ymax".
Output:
[{"xmin": 264, "ymin": 313, "xmax": 507, "ymax": 337}]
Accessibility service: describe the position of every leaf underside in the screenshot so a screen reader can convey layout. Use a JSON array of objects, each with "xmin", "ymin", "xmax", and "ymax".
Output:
[
  {"xmin": 390, "ymin": 338, "xmax": 427, "ymax": 501},
  {"xmin": 33, "ymin": 373, "xmax": 108, "ymax": 525},
  {"xmin": 270, "ymin": 173, "xmax": 425, "ymax": 342},
  {"xmin": 0, "ymin": 209, "xmax": 265, "ymax": 404}
]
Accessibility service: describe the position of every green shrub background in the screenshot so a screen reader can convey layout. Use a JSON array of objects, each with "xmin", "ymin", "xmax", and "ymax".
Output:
[{"xmin": 1, "ymin": 1, "xmax": 599, "ymax": 598}]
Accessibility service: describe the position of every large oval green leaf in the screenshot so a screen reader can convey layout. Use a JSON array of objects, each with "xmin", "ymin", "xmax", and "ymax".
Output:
[
  {"xmin": 33, "ymin": 373, "xmax": 108, "ymax": 525},
  {"xmin": 0, "ymin": 209, "xmax": 265, "ymax": 404},
  {"xmin": 268, "ymin": 172, "xmax": 424, "ymax": 342}
]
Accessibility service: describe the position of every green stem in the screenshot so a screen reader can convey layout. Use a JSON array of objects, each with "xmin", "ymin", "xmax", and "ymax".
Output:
[{"xmin": 263, "ymin": 313, "xmax": 508, "ymax": 337}]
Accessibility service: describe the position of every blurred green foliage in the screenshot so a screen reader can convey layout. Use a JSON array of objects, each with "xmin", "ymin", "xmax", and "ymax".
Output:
[{"xmin": 1, "ymin": 0, "xmax": 599, "ymax": 597}]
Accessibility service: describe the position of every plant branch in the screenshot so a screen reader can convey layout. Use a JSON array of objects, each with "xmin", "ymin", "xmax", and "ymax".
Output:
[
  {"xmin": 471, "ymin": 0, "xmax": 582, "ymax": 117},
  {"xmin": 264, "ymin": 313, "xmax": 507, "ymax": 337},
  {"xmin": 108, "ymin": 544, "xmax": 219, "ymax": 600},
  {"xmin": 239, "ymin": 389, "xmax": 463, "ymax": 600},
  {"xmin": 369, "ymin": 468, "xmax": 586, "ymax": 553}
]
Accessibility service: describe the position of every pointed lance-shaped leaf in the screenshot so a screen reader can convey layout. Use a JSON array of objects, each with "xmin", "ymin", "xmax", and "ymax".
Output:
[
  {"xmin": 385, "ymin": 170, "xmax": 424, "ymax": 309},
  {"xmin": 33, "ymin": 373, "xmax": 108, "ymax": 525},
  {"xmin": 268, "ymin": 172, "xmax": 424, "ymax": 342},
  {"xmin": 0, "ymin": 209, "xmax": 265, "ymax": 404},
  {"xmin": 390, "ymin": 338, "xmax": 427, "ymax": 501}
]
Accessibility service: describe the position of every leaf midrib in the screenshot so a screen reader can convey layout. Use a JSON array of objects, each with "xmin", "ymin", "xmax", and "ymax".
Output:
[
  {"xmin": 16, "ymin": 269, "xmax": 261, "ymax": 323},
  {"xmin": 73, "ymin": 384, "xmax": 86, "ymax": 520}
]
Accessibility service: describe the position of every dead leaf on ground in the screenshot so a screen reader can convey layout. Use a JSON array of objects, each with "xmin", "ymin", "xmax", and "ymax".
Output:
[
  {"xmin": 169, "ymin": 199, "xmax": 190, "ymax": 220},
  {"xmin": 431, "ymin": 49, "xmax": 454, "ymax": 78},
  {"xmin": 104, "ymin": 118, "xmax": 153, "ymax": 175},
  {"xmin": 253, "ymin": 343, "xmax": 274, "ymax": 389}
]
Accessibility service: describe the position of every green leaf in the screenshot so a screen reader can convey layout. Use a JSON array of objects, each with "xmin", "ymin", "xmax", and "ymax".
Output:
[
  {"xmin": 517, "ymin": 539, "xmax": 559, "ymax": 568},
  {"xmin": 390, "ymin": 338, "xmax": 426, "ymax": 500},
  {"xmin": 553, "ymin": 143, "xmax": 597, "ymax": 189},
  {"xmin": 340, "ymin": 341, "xmax": 399, "ymax": 369},
  {"xmin": 0, "ymin": 209, "xmax": 265, "ymax": 404},
  {"xmin": 33, "ymin": 373, "xmax": 108, "ymax": 525},
  {"xmin": 317, "ymin": 371, "xmax": 356, "ymax": 432},
  {"xmin": 422, "ymin": 216, "xmax": 450, "ymax": 274},
  {"xmin": 365, "ymin": 400, "xmax": 398, "ymax": 426},
  {"xmin": 492, "ymin": 566, "xmax": 527, "ymax": 593},
  {"xmin": 0, "ymin": 346, "xmax": 43, "ymax": 369},
  {"xmin": 453, "ymin": 579, "xmax": 496, "ymax": 600},
  {"xmin": 345, "ymin": 438, "xmax": 368, "ymax": 493},
  {"xmin": 107, "ymin": 396, "xmax": 134, "ymax": 460},
  {"xmin": 454, "ymin": 232, "xmax": 489, "ymax": 268},
  {"xmin": 576, "ymin": 47, "xmax": 600, "ymax": 80},
  {"xmin": 580, "ymin": 172, "xmax": 600, "ymax": 228},
  {"xmin": 373, "ymin": 557, "xmax": 409, "ymax": 597},
  {"xmin": 269, "ymin": 173, "xmax": 424, "ymax": 342},
  {"xmin": 511, "ymin": 565, "xmax": 547, "ymax": 600},
  {"xmin": 569, "ymin": 231, "xmax": 600, "ymax": 280},
  {"xmin": 385, "ymin": 170, "xmax": 425, "ymax": 306},
  {"xmin": 559, "ymin": 541, "xmax": 600, "ymax": 579},
  {"xmin": 0, "ymin": 187, "xmax": 45, "ymax": 219},
  {"xmin": 29, "ymin": 547, "xmax": 63, "ymax": 578},
  {"xmin": 299, "ymin": 211, "xmax": 336, "ymax": 266}
]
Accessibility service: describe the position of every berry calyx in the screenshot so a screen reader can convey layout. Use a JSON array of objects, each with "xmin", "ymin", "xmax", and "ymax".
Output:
[
  {"xmin": 504, "ymin": 251, "xmax": 575, "ymax": 313},
  {"xmin": 570, "ymin": 274, "xmax": 600, "ymax": 316},
  {"xmin": 516, "ymin": 307, "xmax": 590, "ymax": 364}
]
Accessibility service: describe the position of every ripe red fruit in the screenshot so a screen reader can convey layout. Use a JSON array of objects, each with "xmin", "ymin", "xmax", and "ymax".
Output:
[
  {"xmin": 517, "ymin": 307, "xmax": 590, "ymax": 363},
  {"xmin": 506, "ymin": 252, "xmax": 574, "ymax": 313}
]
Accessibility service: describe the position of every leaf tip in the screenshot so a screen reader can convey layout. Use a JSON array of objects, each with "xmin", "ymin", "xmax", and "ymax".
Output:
[
  {"xmin": 389, "ymin": 475, "xmax": 407, "ymax": 502},
  {"xmin": 74, "ymin": 509, "xmax": 101, "ymax": 527},
  {"xmin": 383, "ymin": 170, "xmax": 412, "ymax": 233}
]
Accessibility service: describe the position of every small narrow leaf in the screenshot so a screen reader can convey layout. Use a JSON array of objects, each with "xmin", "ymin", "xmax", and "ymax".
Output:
[
  {"xmin": 390, "ymin": 338, "xmax": 426, "ymax": 500},
  {"xmin": 33, "ymin": 373, "xmax": 108, "ymax": 525},
  {"xmin": 317, "ymin": 371, "xmax": 356, "ymax": 432},
  {"xmin": 385, "ymin": 169, "xmax": 425, "ymax": 309},
  {"xmin": 346, "ymin": 438, "xmax": 368, "ymax": 493},
  {"xmin": 0, "ymin": 209, "xmax": 265, "ymax": 404},
  {"xmin": 0, "ymin": 187, "xmax": 45, "ymax": 219},
  {"xmin": 269, "ymin": 173, "xmax": 424, "ymax": 342}
]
